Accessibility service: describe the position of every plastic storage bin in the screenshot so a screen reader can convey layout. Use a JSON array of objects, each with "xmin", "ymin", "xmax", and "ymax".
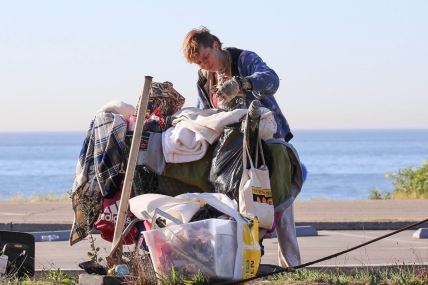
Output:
[{"xmin": 142, "ymin": 218, "xmax": 237, "ymax": 280}]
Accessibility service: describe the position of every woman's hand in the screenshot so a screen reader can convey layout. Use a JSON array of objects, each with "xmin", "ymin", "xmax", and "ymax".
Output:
[{"xmin": 217, "ymin": 77, "xmax": 240, "ymax": 99}]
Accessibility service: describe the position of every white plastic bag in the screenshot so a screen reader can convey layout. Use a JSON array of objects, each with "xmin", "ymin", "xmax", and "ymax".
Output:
[
  {"xmin": 239, "ymin": 135, "xmax": 274, "ymax": 229},
  {"xmin": 129, "ymin": 193, "xmax": 201, "ymax": 225}
]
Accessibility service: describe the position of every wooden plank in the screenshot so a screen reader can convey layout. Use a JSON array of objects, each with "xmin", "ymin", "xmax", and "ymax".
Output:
[{"xmin": 109, "ymin": 76, "xmax": 152, "ymax": 258}]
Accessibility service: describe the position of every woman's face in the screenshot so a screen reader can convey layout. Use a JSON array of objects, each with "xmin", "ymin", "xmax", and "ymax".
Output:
[{"xmin": 193, "ymin": 42, "xmax": 222, "ymax": 72}]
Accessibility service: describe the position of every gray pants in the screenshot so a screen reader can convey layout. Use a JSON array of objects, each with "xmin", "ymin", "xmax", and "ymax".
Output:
[
  {"xmin": 277, "ymin": 203, "xmax": 301, "ymax": 267},
  {"xmin": 265, "ymin": 138, "xmax": 304, "ymax": 267}
]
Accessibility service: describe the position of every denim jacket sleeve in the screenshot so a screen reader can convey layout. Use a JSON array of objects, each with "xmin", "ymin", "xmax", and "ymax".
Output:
[
  {"xmin": 196, "ymin": 69, "xmax": 212, "ymax": 109},
  {"xmin": 238, "ymin": 50, "xmax": 280, "ymax": 98}
]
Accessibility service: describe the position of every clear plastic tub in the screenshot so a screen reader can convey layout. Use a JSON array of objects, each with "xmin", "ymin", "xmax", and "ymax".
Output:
[{"xmin": 142, "ymin": 218, "xmax": 237, "ymax": 280}]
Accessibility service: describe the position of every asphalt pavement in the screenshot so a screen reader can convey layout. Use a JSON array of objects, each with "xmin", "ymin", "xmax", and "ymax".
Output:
[
  {"xmin": 0, "ymin": 199, "xmax": 427, "ymax": 270},
  {"xmin": 33, "ymin": 230, "xmax": 427, "ymax": 271}
]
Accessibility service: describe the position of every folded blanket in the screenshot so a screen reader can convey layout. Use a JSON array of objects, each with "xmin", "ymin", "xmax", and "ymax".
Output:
[
  {"xmin": 172, "ymin": 108, "xmax": 247, "ymax": 144},
  {"xmin": 162, "ymin": 125, "xmax": 209, "ymax": 163},
  {"xmin": 162, "ymin": 108, "xmax": 247, "ymax": 163}
]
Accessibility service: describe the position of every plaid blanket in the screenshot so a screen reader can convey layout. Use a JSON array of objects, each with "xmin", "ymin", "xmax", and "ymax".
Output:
[
  {"xmin": 73, "ymin": 112, "xmax": 127, "ymax": 197},
  {"xmin": 69, "ymin": 81, "xmax": 185, "ymax": 245},
  {"xmin": 70, "ymin": 112, "xmax": 127, "ymax": 245}
]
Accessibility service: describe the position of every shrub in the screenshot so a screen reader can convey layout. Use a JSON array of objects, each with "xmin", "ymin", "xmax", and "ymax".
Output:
[
  {"xmin": 386, "ymin": 161, "xmax": 428, "ymax": 199},
  {"xmin": 368, "ymin": 188, "xmax": 391, "ymax": 200}
]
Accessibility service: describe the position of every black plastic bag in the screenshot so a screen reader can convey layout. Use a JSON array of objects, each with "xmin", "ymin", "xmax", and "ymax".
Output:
[
  {"xmin": 209, "ymin": 123, "xmax": 243, "ymax": 200},
  {"xmin": 209, "ymin": 120, "xmax": 273, "ymax": 201}
]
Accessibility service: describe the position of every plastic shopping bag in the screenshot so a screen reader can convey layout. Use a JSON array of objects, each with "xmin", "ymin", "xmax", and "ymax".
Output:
[
  {"xmin": 239, "ymin": 135, "xmax": 274, "ymax": 229},
  {"xmin": 139, "ymin": 193, "xmax": 261, "ymax": 280},
  {"xmin": 94, "ymin": 189, "xmax": 138, "ymax": 244},
  {"xmin": 179, "ymin": 193, "xmax": 261, "ymax": 279}
]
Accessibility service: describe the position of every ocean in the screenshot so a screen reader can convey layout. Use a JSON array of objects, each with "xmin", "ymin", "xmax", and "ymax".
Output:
[{"xmin": 0, "ymin": 130, "xmax": 427, "ymax": 200}]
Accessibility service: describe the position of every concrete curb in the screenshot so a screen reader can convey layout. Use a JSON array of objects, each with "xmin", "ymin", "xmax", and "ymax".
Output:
[
  {"xmin": 296, "ymin": 221, "xmax": 428, "ymax": 230},
  {"xmin": 2, "ymin": 221, "xmax": 427, "ymax": 232},
  {"xmin": 296, "ymin": 225, "xmax": 318, "ymax": 236},
  {"xmin": 0, "ymin": 223, "xmax": 72, "ymax": 232},
  {"xmin": 31, "ymin": 230, "xmax": 71, "ymax": 242},
  {"xmin": 412, "ymin": 228, "xmax": 428, "ymax": 238}
]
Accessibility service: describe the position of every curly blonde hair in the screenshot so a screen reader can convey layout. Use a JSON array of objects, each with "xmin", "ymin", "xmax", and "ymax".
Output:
[{"xmin": 182, "ymin": 27, "xmax": 222, "ymax": 63}]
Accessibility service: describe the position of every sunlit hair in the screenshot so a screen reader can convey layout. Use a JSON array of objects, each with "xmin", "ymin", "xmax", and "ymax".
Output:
[{"xmin": 182, "ymin": 26, "xmax": 222, "ymax": 63}]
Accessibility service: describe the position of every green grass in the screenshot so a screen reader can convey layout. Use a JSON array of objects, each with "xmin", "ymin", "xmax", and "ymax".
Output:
[
  {"xmin": 1, "ymin": 267, "xmax": 427, "ymax": 285},
  {"xmin": 2, "ymin": 193, "xmax": 70, "ymax": 202},
  {"xmin": 0, "ymin": 269, "xmax": 77, "ymax": 285},
  {"xmin": 257, "ymin": 267, "xmax": 428, "ymax": 285}
]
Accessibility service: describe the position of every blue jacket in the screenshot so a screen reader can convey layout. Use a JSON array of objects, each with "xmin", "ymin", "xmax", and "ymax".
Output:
[{"xmin": 196, "ymin": 48, "xmax": 292, "ymax": 141}]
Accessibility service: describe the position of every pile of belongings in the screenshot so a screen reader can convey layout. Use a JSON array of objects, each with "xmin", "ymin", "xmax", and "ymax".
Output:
[
  {"xmin": 69, "ymin": 80, "xmax": 304, "ymax": 277},
  {"xmin": 69, "ymin": 80, "xmax": 281, "ymax": 245}
]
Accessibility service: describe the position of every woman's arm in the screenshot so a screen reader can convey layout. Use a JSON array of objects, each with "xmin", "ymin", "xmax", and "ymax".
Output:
[{"xmin": 239, "ymin": 50, "xmax": 280, "ymax": 97}]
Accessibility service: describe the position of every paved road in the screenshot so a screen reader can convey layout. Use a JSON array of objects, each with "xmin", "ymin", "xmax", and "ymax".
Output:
[
  {"xmin": 1, "ymin": 199, "xmax": 427, "ymax": 270},
  {"xmin": 264, "ymin": 230, "xmax": 428, "ymax": 267},
  {"xmin": 34, "ymin": 230, "xmax": 428, "ymax": 271}
]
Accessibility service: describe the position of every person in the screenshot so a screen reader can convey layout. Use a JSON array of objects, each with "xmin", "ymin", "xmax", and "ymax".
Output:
[
  {"xmin": 182, "ymin": 27, "xmax": 302, "ymax": 267},
  {"xmin": 182, "ymin": 27, "xmax": 293, "ymax": 142}
]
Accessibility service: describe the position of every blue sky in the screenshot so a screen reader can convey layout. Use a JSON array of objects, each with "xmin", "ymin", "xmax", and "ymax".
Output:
[{"xmin": 0, "ymin": 1, "xmax": 427, "ymax": 131}]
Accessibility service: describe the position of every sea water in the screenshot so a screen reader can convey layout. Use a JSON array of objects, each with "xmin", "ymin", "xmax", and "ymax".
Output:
[
  {"xmin": 0, "ymin": 132, "xmax": 84, "ymax": 199},
  {"xmin": 292, "ymin": 129, "xmax": 428, "ymax": 199},
  {"xmin": 0, "ymin": 130, "xmax": 427, "ymax": 200}
]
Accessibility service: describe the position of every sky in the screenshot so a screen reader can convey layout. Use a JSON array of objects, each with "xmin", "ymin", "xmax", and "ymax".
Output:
[{"xmin": 0, "ymin": 0, "xmax": 427, "ymax": 132}]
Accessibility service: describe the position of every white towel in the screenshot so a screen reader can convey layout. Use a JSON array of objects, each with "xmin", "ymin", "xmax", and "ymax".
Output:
[
  {"xmin": 163, "ymin": 108, "xmax": 247, "ymax": 163},
  {"xmin": 172, "ymin": 108, "xmax": 247, "ymax": 144},
  {"xmin": 162, "ymin": 125, "xmax": 209, "ymax": 163}
]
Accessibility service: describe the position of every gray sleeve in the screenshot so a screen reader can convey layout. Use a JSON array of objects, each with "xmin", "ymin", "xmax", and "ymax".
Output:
[{"xmin": 137, "ymin": 132, "xmax": 166, "ymax": 175}]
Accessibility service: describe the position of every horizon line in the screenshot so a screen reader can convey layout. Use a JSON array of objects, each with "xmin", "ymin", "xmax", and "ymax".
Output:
[{"xmin": 1, "ymin": 127, "xmax": 428, "ymax": 134}]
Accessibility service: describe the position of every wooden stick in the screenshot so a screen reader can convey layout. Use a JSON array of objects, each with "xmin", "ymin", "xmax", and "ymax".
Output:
[{"xmin": 110, "ymin": 76, "xmax": 153, "ymax": 257}]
